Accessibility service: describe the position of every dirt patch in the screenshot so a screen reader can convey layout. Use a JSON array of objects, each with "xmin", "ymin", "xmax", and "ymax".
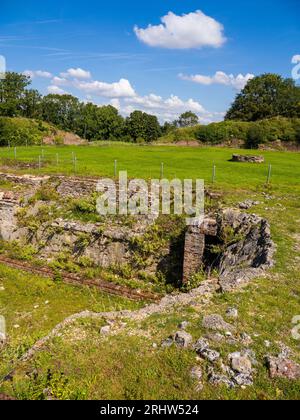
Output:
[
  {"xmin": 259, "ymin": 141, "xmax": 300, "ymax": 152},
  {"xmin": 174, "ymin": 140, "xmax": 200, "ymax": 147},
  {"xmin": 0, "ymin": 158, "xmax": 40, "ymax": 170},
  {"xmin": 43, "ymin": 130, "xmax": 88, "ymax": 146}
]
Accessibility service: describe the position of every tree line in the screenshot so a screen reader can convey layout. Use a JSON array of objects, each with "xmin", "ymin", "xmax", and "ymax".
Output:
[
  {"xmin": 0, "ymin": 72, "xmax": 199, "ymax": 142},
  {"xmin": 0, "ymin": 72, "xmax": 299, "ymax": 143}
]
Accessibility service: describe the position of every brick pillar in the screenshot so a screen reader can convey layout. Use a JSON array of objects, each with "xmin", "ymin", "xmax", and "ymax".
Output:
[
  {"xmin": 182, "ymin": 225, "xmax": 205, "ymax": 284},
  {"xmin": 182, "ymin": 218, "xmax": 218, "ymax": 284}
]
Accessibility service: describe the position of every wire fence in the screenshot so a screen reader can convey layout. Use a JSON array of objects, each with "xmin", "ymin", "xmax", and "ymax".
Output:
[{"xmin": 0, "ymin": 145, "xmax": 274, "ymax": 185}]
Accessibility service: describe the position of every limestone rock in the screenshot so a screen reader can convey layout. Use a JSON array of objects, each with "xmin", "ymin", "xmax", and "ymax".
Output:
[
  {"xmin": 266, "ymin": 356, "xmax": 300, "ymax": 380},
  {"xmin": 174, "ymin": 331, "xmax": 193, "ymax": 348},
  {"xmin": 178, "ymin": 321, "xmax": 190, "ymax": 330},
  {"xmin": 100, "ymin": 326, "xmax": 111, "ymax": 336},
  {"xmin": 218, "ymin": 209, "xmax": 275, "ymax": 292},
  {"xmin": 199, "ymin": 349, "xmax": 220, "ymax": 363},
  {"xmin": 230, "ymin": 353, "xmax": 252, "ymax": 374},
  {"xmin": 233, "ymin": 373, "xmax": 253, "ymax": 387},
  {"xmin": 161, "ymin": 337, "xmax": 174, "ymax": 348},
  {"xmin": 194, "ymin": 338, "xmax": 209, "ymax": 353},
  {"xmin": 202, "ymin": 314, "xmax": 234, "ymax": 333},
  {"xmin": 239, "ymin": 200, "xmax": 260, "ymax": 210},
  {"xmin": 190, "ymin": 366, "xmax": 203, "ymax": 381},
  {"xmin": 231, "ymin": 154, "xmax": 265, "ymax": 164},
  {"xmin": 208, "ymin": 371, "xmax": 235, "ymax": 388},
  {"xmin": 226, "ymin": 307, "xmax": 238, "ymax": 319}
]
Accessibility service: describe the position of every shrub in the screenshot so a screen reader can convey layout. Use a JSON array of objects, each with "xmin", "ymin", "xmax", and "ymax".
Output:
[
  {"xmin": 0, "ymin": 117, "xmax": 52, "ymax": 146},
  {"xmin": 195, "ymin": 117, "xmax": 300, "ymax": 148},
  {"xmin": 246, "ymin": 125, "xmax": 267, "ymax": 148},
  {"xmin": 196, "ymin": 121, "xmax": 250, "ymax": 144}
]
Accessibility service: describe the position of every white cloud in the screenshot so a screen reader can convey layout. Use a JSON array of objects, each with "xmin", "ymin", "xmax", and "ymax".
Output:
[
  {"xmin": 75, "ymin": 78, "xmax": 136, "ymax": 98},
  {"xmin": 23, "ymin": 70, "xmax": 53, "ymax": 79},
  {"xmin": 134, "ymin": 10, "xmax": 226, "ymax": 49},
  {"xmin": 49, "ymin": 69, "xmax": 136, "ymax": 99},
  {"xmin": 122, "ymin": 93, "xmax": 221, "ymax": 123},
  {"xmin": 45, "ymin": 67, "xmax": 223, "ymax": 122},
  {"xmin": 60, "ymin": 68, "xmax": 91, "ymax": 79},
  {"xmin": 110, "ymin": 98, "xmax": 121, "ymax": 110},
  {"xmin": 179, "ymin": 71, "xmax": 255, "ymax": 90},
  {"xmin": 292, "ymin": 55, "xmax": 300, "ymax": 64},
  {"xmin": 51, "ymin": 76, "xmax": 69, "ymax": 86},
  {"xmin": 47, "ymin": 85, "xmax": 67, "ymax": 95}
]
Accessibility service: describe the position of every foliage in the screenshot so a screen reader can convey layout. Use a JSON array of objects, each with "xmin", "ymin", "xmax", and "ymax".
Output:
[
  {"xmin": 194, "ymin": 117, "xmax": 300, "ymax": 148},
  {"xmin": 226, "ymin": 74, "xmax": 300, "ymax": 121},
  {"xmin": 175, "ymin": 111, "xmax": 199, "ymax": 128},
  {"xmin": 125, "ymin": 111, "xmax": 161, "ymax": 143},
  {"xmin": 180, "ymin": 271, "xmax": 205, "ymax": 292},
  {"xmin": 0, "ymin": 73, "xmax": 161, "ymax": 143},
  {"xmin": 0, "ymin": 117, "xmax": 52, "ymax": 146},
  {"xmin": 0, "ymin": 72, "xmax": 32, "ymax": 117},
  {"xmin": 196, "ymin": 121, "xmax": 250, "ymax": 144},
  {"xmin": 159, "ymin": 125, "xmax": 200, "ymax": 143}
]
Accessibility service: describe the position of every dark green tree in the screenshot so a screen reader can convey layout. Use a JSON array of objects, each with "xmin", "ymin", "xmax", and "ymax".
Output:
[
  {"xmin": 125, "ymin": 111, "xmax": 161, "ymax": 142},
  {"xmin": 75, "ymin": 103, "xmax": 125, "ymax": 141},
  {"xmin": 161, "ymin": 121, "xmax": 176, "ymax": 135},
  {"xmin": 21, "ymin": 89, "xmax": 42, "ymax": 118},
  {"xmin": 226, "ymin": 74, "xmax": 300, "ymax": 121},
  {"xmin": 95, "ymin": 105, "xmax": 125, "ymax": 140},
  {"xmin": 0, "ymin": 72, "xmax": 31, "ymax": 117},
  {"xmin": 40, "ymin": 94, "xmax": 81, "ymax": 131}
]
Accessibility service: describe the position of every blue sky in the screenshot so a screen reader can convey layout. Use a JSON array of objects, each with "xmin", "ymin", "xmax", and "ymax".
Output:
[{"xmin": 0, "ymin": 0, "xmax": 299, "ymax": 122}]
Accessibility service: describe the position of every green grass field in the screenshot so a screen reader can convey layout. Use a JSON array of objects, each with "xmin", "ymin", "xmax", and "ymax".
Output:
[
  {"xmin": 0, "ymin": 144, "xmax": 300, "ymax": 193},
  {"xmin": 0, "ymin": 143, "xmax": 300, "ymax": 400}
]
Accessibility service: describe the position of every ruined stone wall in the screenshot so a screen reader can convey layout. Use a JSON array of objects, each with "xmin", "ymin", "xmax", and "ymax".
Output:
[{"xmin": 0, "ymin": 173, "xmax": 275, "ymax": 290}]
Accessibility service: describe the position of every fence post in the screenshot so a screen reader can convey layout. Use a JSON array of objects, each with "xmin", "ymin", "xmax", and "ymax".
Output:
[
  {"xmin": 160, "ymin": 162, "xmax": 164, "ymax": 179},
  {"xmin": 14, "ymin": 147, "xmax": 17, "ymax": 160},
  {"xmin": 114, "ymin": 160, "xmax": 117, "ymax": 177},
  {"xmin": 74, "ymin": 156, "xmax": 77, "ymax": 174},
  {"xmin": 212, "ymin": 164, "xmax": 216, "ymax": 184},
  {"xmin": 267, "ymin": 164, "xmax": 272, "ymax": 184}
]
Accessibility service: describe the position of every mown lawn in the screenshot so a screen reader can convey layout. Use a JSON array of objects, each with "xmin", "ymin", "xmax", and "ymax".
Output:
[{"xmin": 0, "ymin": 144, "xmax": 299, "ymax": 193}]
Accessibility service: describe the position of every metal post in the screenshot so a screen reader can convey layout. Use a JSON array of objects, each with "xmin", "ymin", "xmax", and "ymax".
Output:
[
  {"xmin": 161, "ymin": 162, "xmax": 164, "ymax": 179},
  {"xmin": 114, "ymin": 160, "xmax": 117, "ymax": 177},
  {"xmin": 267, "ymin": 164, "xmax": 272, "ymax": 184},
  {"xmin": 212, "ymin": 164, "xmax": 216, "ymax": 184}
]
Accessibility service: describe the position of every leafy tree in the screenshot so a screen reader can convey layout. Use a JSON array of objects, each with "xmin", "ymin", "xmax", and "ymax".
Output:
[
  {"xmin": 246, "ymin": 125, "xmax": 266, "ymax": 148},
  {"xmin": 0, "ymin": 72, "xmax": 31, "ymax": 117},
  {"xmin": 161, "ymin": 121, "xmax": 176, "ymax": 135},
  {"xmin": 21, "ymin": 89, "xmax": 42, "ymax": 118},
  {"xmin": 226, "ymin": 74, "xmax": 300, "ymax": 121},
  {"xmin": 76, "ymin": 102, "xmax": 99, "ymax": 140},
  {"xmin": 94, "ymin": 105, "xmax": 125, "ymax": 140},
  {"xmin": 176, "ymin": 111, "xmax": 199, "ymax": 127},
  {"xmin": 40, "ymin": 94, "xmax": 81, "ymax": 131},
  {"xmin": 125, "ymin": 111, "xmax": 161, "ymax": 142},
  {"xmin": 75, "ymin": 103, "xmax": 124, "ymax": 141}
]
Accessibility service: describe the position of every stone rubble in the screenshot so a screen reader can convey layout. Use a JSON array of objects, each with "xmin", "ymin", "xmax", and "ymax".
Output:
[
  {"xmin": 266, "ymin": 356, "xmax": 300, "ymax": 380},
  {"xmin": 174, "ymin": 331, "xmax": 193, "ymax": 348},
  {"xmin": 239, "ymin": 200, "xmax": 261, "ymax": 210},
  {"xmin": 226, "ymin": 307, "xmax": 239, "ymax": 319},
  {"xmin": 202, "ymin": 314, "xmax": 235, "ymax": 333}
]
